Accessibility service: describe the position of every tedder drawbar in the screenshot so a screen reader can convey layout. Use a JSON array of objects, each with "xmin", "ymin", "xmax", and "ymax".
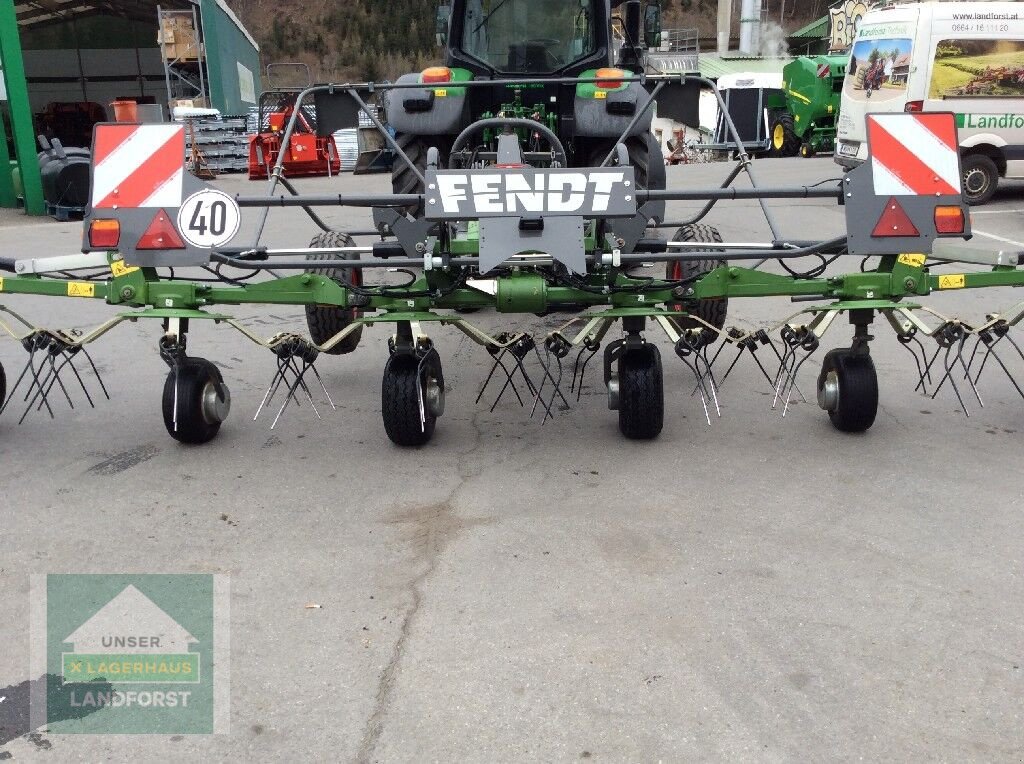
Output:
[{"xmin": 0, "ymin": 75, "xmax": 1022, "ymax": 446}]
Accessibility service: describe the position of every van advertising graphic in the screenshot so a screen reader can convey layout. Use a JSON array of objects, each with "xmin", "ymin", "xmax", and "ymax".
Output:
[
  {"xmin": 845, "ymin": 37, "xmax": 913, "ymax": 101},
  {"xmin": 930, "ymin": 39, "xmax": 1024, "ymax": 98}
]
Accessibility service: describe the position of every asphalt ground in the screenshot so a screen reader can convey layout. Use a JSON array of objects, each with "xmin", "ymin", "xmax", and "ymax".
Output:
[{"xmin": 1, "ymin": 157, "xmax": 1022, "ymax": 761}]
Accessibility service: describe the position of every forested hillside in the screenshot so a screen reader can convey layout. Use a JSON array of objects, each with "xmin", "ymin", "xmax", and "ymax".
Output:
[{"xmin": 228, "ymin": 0, "xmax": 821, "ymax": 82}]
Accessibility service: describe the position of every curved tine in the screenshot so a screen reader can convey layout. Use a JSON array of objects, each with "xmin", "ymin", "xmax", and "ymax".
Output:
[
  {"xmin": 954, "ymin": 336, "xmax": 983, "ymax": 408},
  {"xmin": 912, "ymin": 336, "xmax": 932, "ymax": 386},
  {"xmin": 62, "ymin": 353, "xmax": 96, "ymax": 409},
  {"xmin": 781, "ymin": 346, "xmax": 817, "ymax": 417},
  {"xmin": 570, "ymin": 346, "xmax": 587, "ymax": 394},
  {"xmin": 574, "ymin": 346, "xmax": 599, "ymax": 403},
  {"xmin": 488, "ymin": 355, "xmax": 526, "ymax": 411},
  {"xmin": 476, "ymin": 348, "xmax": 508, "ymax": 404},
  {"xmin": 772, "ymin": 344, "xmax": 797, "ymax": 408},
  {"xmin": 678, "ymin": 354, "xmax": 711, "ymax": 426},
  {"xmin": 916, "ymin": 343, "xmax": 944, "ymax": 392},
  {"xmin": 415, "ymin": 352, "xmax": 429, "ymax": 431},
  {"xmin": 1003, "ymin": 331, "xmax": 1024, "ymax": 363},
  {"xmin": 541, "ymin": 354, "xmax": 565, "ymax": 423},
  {"xmin": 289, "ymin": 358, "xmax": 320, "ymax": 411},
  {"xmin": 513, "ymin": 354, "xmax": 538, "ymax": 397},
  {"xmin": 78, "ymin": 346, "xmax": 110, "ymax": 400},
  {"xmin": 932, "ymin": 343, "xmax": 969, "ymax": 415},
  {"xmin": 0, "ymin": 354, "xmax": 38, "ymax": 415},
  {"xmin": 965, "ymin": 334, "xmax": 986, "ymax": 377},
  {"xmin": 308, "ymin": 365, "xmax": 337, "ymax": 410},
  {"xmin": 716, "ymin": 345, "xmax": 747, "ymax": 387},
  {"xmin": 978, "ymin": 342, "xmax": 1024, "ymax": 400},
  {"xmin": 897, "ymin": 339, "xmax": 928, "ymax": 392},
  {"xmin": 255, "ymin": 356, "xmax": 289, "ymax": 420},
  {"xmin": 20, "ymin": 354, "xmax": 57, "ymax": 423},
  {"xmin": 694, "ymin": 350, "xmax": 721, "ymax": 417}
]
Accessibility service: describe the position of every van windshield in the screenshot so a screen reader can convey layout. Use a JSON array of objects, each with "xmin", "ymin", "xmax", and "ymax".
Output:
[
  {"xmin": 844, "ymin": 37, "xmax": 913, "ymax": 102},
  {"xmin": 460, "ymin": 0, "xmax": 597, "ymax": 73}
]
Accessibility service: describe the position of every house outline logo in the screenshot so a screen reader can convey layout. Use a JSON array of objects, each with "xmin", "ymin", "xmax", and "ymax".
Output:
[{"xmin": 61, "ymin": 584, "xmax": 201, "ymax": 685}]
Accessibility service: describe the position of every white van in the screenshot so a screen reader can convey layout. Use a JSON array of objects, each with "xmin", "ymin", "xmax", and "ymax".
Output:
[{"xmin": 835, "ymin": 1, "xmax": 1024, "ymax": 204}]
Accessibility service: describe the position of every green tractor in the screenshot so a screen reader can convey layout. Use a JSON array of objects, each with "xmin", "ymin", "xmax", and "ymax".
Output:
[
  {"xmin": 767, "ymin": 54, "xmax": 848, "ymax": 158},
  {"xmin": 385, "ymin": 0, "xmax": 667, "ymax": 209}
]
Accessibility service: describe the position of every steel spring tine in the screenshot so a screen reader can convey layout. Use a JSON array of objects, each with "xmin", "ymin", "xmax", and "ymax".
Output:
[
  {"xmin": 965, "ymin": 334, "xmax": 985, "ymax": 377},
  {"xmin": 490, "ymin": 354, "xmax": 525, "ymax": 411},
  {"xmin": 62, "ymin": 352, "xmax": 96, "ymax": 409},
  {"xmin": 693, "ymin": 350, "xmax": 721, "ymax": 417},
  {"xmin": 20, "ymin": 354, "xmax": 55, "ymax": 422},
  {"xmin": 1003, "ymin": 331, "xmax": 1024, "ymax": 364},
  {"xmin": 772, "ymin": 345, "xmax": 796, "ymax": 408},
  {"xmin": 955, "ymin": 336, "xmax": 984, "ymax": 408},
  {"xmin": 23, "ymin": 349, "xmax": 48, "ymax": 402},
  {"xmin": 574, "ymin": 346, "xmax": 599, "ymax": 403},
  {"xmin": 979, "ymin": 342, "xmax": 1024, "ymax": 400},
  {"xmin": 416, "ymin": 354, "xmax": 427, "ymax": 431},
  {"xmin": 0, "ymin": 353, "xmax": 37, "ymax": 416},
  {"xmin": 48, "ymin": 352, "xmax": 77, "ymax": 409},
  {"xmin": 540, "ymin": 353, "xmax": 565, "ymax": 423},
  {"xmin": 23, "ymin": 353, "xmax": 62, "ymax": 417},
  {"xmin": 679, "ymin": 354, "xmax": 712, "ymax": 426},
  {"xmin": 917, "ymin": 343, "xmax": 944, "ymax": 392},
  {"xmin": 475, "ymin": 349, "xmax": 506, "ymax": 404},
  {"xmin": 270, "ymin": 371, "xmax": 307, "ymax": 429},
  {"xmin": 933, "ymin": 344, "xmax": 968, "ymax": 415},
  {"xmin": 782, "ymin": 347, "xmax": 817, "ymax": 417},
  {"xmin": 308, "ymin": 364, "xmax": 337, "ymax": 410},
  {"xmin": 898, "ymin": 339, "xmax": 927, "ymax": 392},
  {"xmin": 570, "ymin": 346, "xmax": 586, "ymax": 393},
  {"xmin": 255, "ymin": 356, "xmax": 290, "ymax": 420},
  {"xmin": 514, "ymin": 354, "xmax": 539, "ymax": 397},
  {"xmin": 78, "ymin": 346, "xmax": 110, "ymax": 400},
  {"xmin": 971, "ymin": 337, "xmax": 997, "ymax": 385},
  {"xmin": 285, "ymin": 358, "xmax": 307, "ymax": 407},
  {"xmin": 716, "ymin": 346, "xmax": 747, "ymax": 387},
  {"xmin": 295, "ymin": 361, "xmax": 322, "ymax": 418}
]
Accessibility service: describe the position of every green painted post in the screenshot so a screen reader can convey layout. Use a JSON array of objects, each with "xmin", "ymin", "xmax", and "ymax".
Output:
[
  {"xmin": 0, "ymin": 2, "xmax": 44, "ymax": 214},
  {"xmin": 0, "ymin": 90, "xmax": 16, "ymax": 207}
]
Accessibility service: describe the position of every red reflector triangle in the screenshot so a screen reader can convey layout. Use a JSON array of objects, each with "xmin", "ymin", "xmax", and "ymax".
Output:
[
  {"xmin": 137, "ymin": 209, "xmax": 186, "ymax": 250},
  {"xmin": 871, "ymin": 197, "xmax": 920, "ymax": 238}
]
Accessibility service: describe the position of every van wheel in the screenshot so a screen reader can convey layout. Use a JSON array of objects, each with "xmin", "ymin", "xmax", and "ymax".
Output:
[{"xmin": 961, "ymin": 154, "xmax": 998, "ymax": 206}]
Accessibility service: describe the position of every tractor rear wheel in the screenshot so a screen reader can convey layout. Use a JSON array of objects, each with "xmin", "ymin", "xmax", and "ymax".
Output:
[
  {"xmin": 617, "ymin": 344, "xmax": 664, "ymax": 440},
  {"xmin": 392, "ymin": 133, "xmax": 452, "ymax": 217},
  {"xmin": 769, "ymin": 112, "xmax": 800, "ymax": 157},
  {"xmin": 666, "ymin": 224, "xmax": 728, "ymax": 331},
  {"xmin": 305, "ymin": 231, "xmax": 364, "ymax": 355}
]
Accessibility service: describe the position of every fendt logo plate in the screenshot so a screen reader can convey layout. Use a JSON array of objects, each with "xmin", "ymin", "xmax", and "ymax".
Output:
[{"xmin": 424, "ymin": 168, "xmax": 637, "ymax": 220}]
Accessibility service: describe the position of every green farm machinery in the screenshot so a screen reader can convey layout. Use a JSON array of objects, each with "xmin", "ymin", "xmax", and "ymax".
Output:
[
  {"xmin": 0, "ymin": 2, "xmax": 1022, "ymax": 447},
  {"xmin": 768, "ymin": 55, "xmax": 848, "ymax": 158}
]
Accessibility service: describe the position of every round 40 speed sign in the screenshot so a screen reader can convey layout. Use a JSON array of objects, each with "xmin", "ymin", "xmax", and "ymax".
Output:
[{"xmin": 176, "ymin": 189, "xmax": 241, "ymax": 249}]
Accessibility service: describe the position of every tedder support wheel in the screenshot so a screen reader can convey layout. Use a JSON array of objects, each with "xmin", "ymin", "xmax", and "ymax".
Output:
[
  {"xmin": 769, "ymin": 112, "xmax": 800, "ymax": 157},
  {"xmin": 817, "ymin": 349, "xmax": 878, "ymax": 433},
  {"xmin": 961, "ymin": 153, "xmax": 999, "ymax": 206},
  {"xmin": 666, "ymin": 224, "xmax": 728, "ymax": 330},
  {"xmin": 162, "ymin": 358, "xmax": 231, "ymax": 444},
  {"xmin": 382, "ymin": 351, "xmax": 445, "ymax": 447},
  {"xmin": 617, "ymin": 344, "xmax": 664, "ymax": 440},
  {"xmin": 305, "ymin": 231, "xmax": 364, "ymax": 355}
]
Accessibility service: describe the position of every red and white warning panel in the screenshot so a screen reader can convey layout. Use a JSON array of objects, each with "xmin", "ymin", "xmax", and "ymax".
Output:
[
  {"xmin": 84, "ymin": 123, "xmax": 241, "ymax": 267},
  {"xmin": 91, "ymin": 124, "xmax": 185, "ymax": 209},
  {"xmin": 866, "ymin": 113, "xmax": 961, "ymax": 196}
]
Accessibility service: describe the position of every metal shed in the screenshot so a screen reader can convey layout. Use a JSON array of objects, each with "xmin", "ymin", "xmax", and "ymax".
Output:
[{"xmin": 1, "ymin": 0, "xmax": 260, "ymax": 215}]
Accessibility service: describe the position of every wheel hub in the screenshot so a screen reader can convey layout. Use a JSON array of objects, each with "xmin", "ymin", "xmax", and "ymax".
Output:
[
  {"xmin": 817, "ymin": 370, "xmax": 839, "ymax": 412},
  {"xmin": 202, "ymin": 381, "xmax": 231, "ymax": 424},
  {"xmin": 424, "ymin": 376, "xmax": 445, "ymax": 418},
  {"xmin": 963, "ymin": 168, "xmax": 987, "ymax": 195}
]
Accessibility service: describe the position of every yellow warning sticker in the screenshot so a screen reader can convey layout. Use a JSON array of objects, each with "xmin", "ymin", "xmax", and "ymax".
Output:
[
  {"xmin": 111, "ymin": 260, "xmax": 139, "ymax": 278},
  {"xmin": 434, "ymin": 89, "xmax": 447, "ymax": 97},
  {"xmin": 594, "ymin": 90, "xmax": 607, "ymax": 99},
  {"xmin": 938, "ymin": 274, "xmax": 966, "ymax": 290},
  {"xmin": 68, "ymin": 282, "xmax": 95, "ymax": 298},
  {"xmin": 898, "ymin": 253, "xmax": 926, "ymax": 268}
]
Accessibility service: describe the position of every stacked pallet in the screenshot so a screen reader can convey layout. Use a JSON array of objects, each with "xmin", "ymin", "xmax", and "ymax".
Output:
[{"xmin": 179, "ymin": 112, "xmax": 250, "ymax": 174}]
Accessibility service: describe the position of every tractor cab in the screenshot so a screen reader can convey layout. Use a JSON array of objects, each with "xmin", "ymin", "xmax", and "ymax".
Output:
[{"xmin": 447, "ymin": 0, "xmax": 607, "ymax": 76}]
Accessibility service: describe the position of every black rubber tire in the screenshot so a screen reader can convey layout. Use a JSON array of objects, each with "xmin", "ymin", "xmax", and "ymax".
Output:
[
  {"xmin": 305, "ymin": 231, "xmax": 363, "ymax": 355},
  {"xmin": 382, "ymin": 352, "xmax": 443, "ymax": 447},
  {"xmin": 818, "ymin": 349, "xmax": 878, "ymax": 433},
  {"xmin": 392, "ymin": 133, "xmax": 452, "ymax": 217},
  {"xmin": 626, "ymin": 132, "xmax": 667, "ymax": 193},
  {"xmin": 665, "ymin": 224, "xmax": 728, "ymax": 330},
  {"xmin": 769, "ymin": 112, "xmax": 800, "ymax": 157},
  {"xmin": 799, "ymin": 142, "xmax": 814, "ymax": 158},
  {"xmin": 162, "ymin": 358, "xmax": 229, "ymax": 445},
  {"xmin": 961, "ymin": 153, "xmax": 999, "ymax": 206},
  {"xmin": 0, "ymin": 359, "xmax": 6, "ymax": 416},
  {"xmin": 617, "ymin": 344, "xmax": 664, "ymax": 440}
]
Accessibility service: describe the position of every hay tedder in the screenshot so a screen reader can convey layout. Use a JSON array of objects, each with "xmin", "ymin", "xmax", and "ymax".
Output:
[{"xmin": 1, "ymin": 2, "xmax": 1023, "ymax": 446}]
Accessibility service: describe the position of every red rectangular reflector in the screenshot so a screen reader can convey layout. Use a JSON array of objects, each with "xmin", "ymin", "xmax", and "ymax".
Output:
[
  {"xmin": 89, "ymin": 219, "xmax": 120, "ymax": 248},
  {"xmin": 934, "ymin": 206, "xmax": 965, "ymax": 234}
]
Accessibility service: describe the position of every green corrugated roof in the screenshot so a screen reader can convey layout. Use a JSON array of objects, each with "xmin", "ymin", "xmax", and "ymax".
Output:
[
  {"xmin": 697, "ymin": 56, "xmax": 793, "ymax": 79},
  {"xmin": 790, "ymin": 15, "xmax": 830, "ymax": 39}
]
